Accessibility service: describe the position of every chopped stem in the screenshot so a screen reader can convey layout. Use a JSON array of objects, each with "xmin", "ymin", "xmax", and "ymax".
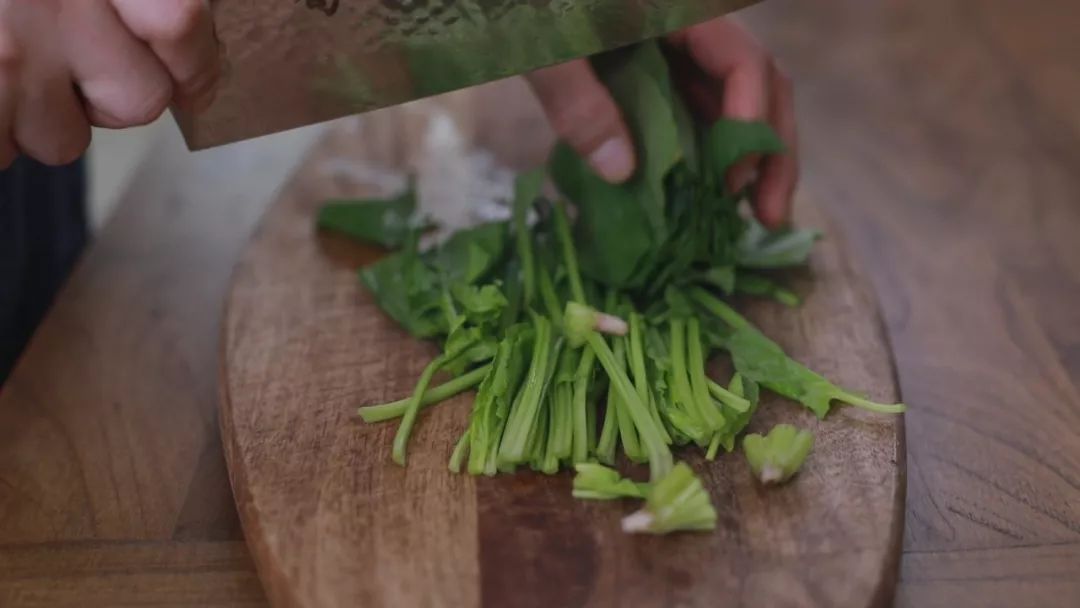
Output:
[
  {"xmin": 498, "ymin": 317, "xmax": 553, "ymax": 464},
  {"xmin": 706, "ymin": 433, "xmax": 722, "ymax": 460},
  {"xmin": 839, "ymin": 392, "xmax": 908, "ymax": 414},
  {"xmin": 586, "ymin": 383, "xmax": 599, "ymax": 455},
  {"xmin": 596, "ymin": 381, "xmax": 620, "ymax": 465},
  {"xmin": 610, "ymin": 336, "xmax": 644, "ymax": 462},
  {"xmin": 669, "ymin": 320, "xmax": 707, "ymax": 442},
  {"xmin": 706, "ymin": 379, "xmax": 751, "ymax": 412},
  {"xmin": 628, "ymin": 313, "xmax": 670, "ymax": 444},
  {"xmin": 687, "ymin": 318, "xmax": 727, "ymax": 432},
  {"xmin": 440, "ymin": 283, "xmax": 458, "ymax": 327},
  {"xmin": 393, "ymin": 351, "xmax": 458, "ymax": 466},
  {"xmin": 571, "ymin": 347, "xmax": 596, "ymax": 463},
  {"xmin": 514, "ymin": 198, "xmax": 536, "ymax": 307},
  {"xmin": 689, "ymin": 287, "xmax": 748, "ymax": 329},
  {"xmin": 538, "ymin": 264, "xmax": 564, "ymax": 326},
  {"xmin": 553, "ymin": 200, "xmax": 587, "ymax": 304},
  {"xmin": 486, "ymin": 388, "xmax": 525, "ymax": 475},
  {"xmin": 555, "ymin": 384, "xmax": 574, "ymax": 460},
  {"xmin": 358, "ymin": 365, "xmax": 490, "ymax": 422},
  {"xmin": 527, "ymin": 400, "xmax": 549, "ymax": 469},
  {"xmin": 449, "ymin": 430, "xmax": 470, "ymax": 473},
  {"xmin": 524, "ymin": 338, "xmax": 564, "ymax": 470},
  {"xmin": 616, "ymin": 395, "xmax": 644, "ymax": 462},
  {"xmin": 586, "ymin": 332, "xmax": 673, "ymax": 481}
]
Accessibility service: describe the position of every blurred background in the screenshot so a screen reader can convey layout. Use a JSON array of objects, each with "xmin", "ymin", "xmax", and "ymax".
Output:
[{"xmin": 87, "ymin": 123, "xmax": 168, "ymax": 230}]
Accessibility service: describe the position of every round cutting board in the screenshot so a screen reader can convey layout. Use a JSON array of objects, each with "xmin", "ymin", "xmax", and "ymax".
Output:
[{"xmin": 220, "ymin": 78, "xmax": 905, "ymax": 608}]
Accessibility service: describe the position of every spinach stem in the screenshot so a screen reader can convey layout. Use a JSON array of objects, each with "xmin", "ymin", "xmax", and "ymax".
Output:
[
  {"xmin": 571, "ymin": 347, "xmax": 596, "ymax": 463},
  {"xmin": 554, "ymin": 200, "xmax": 587, "ymax": 303},
  {"xmin": 538, "ymin": 264, "xmax": 564, "ymax": 326},
  {"xmin": 596, "ymin": 379, "xmax": 620, "ymax": 465},
  {"xmin": 629, "ymin": 312, "xmax": 670, "ymax": 444},
  {"xmin": 498, "ymin": 317, "xmax": 556, "ymax": 465},
  {"xmin": 668, "ymin": 319, "xmax": 707, "ymax": 443},
  {"xmin": 705, "ymin": 433, "xmax": 721, "ymax": 460},
  {"xmin": 689, "ymin": 287, "xmax": 748, "ymax": 329},
  {"xmin": 358, "ymin": 365, "xmax": 490, "ymax": 422},
  {"xmin": 706, "ymin": 379, "xmax": 751, "ymax": 412},
  {"xmin": 393, "ymin": 350, "xmax": 460, "ymax": 466},
  {"xmin": 687, "ymin": 318, "xmax": 727, "ymax": 433},
  {"xmin": 840, "ymin": 392, "xmax": 908, "ymax": 414},
  {"xmin": 610, "ymin": 336, "xmax": 644, "ymax": 462},
  {"xmin": 449, "ymin": 430, "xmax": 470, "ymax": 472},
  {"xmin": 586, "ymin": 332, "xmax": 673, "ymax": 481},
  {"xmin": 514, "ymin": 199, "xmax": 536, "ymax": 307}
]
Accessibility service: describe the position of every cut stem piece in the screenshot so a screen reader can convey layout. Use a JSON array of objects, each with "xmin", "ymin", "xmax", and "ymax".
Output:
[
  {"xmin": 358, "ymin": 365, "xmax": 490, "ymax": 422},
  {"xmin": 393, "ymin": 351, "xmax": 457, "ymax": 466}
]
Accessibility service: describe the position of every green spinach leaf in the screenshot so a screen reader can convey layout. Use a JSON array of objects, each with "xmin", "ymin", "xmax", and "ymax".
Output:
[
  {"xmin": 431, "ymin": 221, "xmax": 510, "ymax": 285},
  {"xmin": 736, "ymin": 217, "xmax": 820, "ymax": 269},
  {"xmin": 317, "ymin": 183, "xmax": 422, "ymax": 249},
  {"xmin": 359, "ymin": 237, "xmax": 446, "ymax": 338},
  {"xmin": 702, "ymin": 119, "xmax": 785, "ymax": 177}
]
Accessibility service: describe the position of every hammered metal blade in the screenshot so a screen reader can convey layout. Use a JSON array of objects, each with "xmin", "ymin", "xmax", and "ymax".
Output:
[{"xmin": 176, "ymin": 0, "xmax": 760, "ymax": 149}]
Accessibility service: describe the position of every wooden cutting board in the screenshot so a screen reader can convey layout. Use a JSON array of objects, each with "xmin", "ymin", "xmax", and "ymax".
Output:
[{"xmin": 220, "ymin": 78, "xmax": 905, "ymax": 608}]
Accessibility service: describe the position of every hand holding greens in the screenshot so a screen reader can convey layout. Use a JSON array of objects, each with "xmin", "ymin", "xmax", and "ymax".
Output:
[{"xmin": 320, "ymin": 40, "xmax": 904, "ymax": 536}]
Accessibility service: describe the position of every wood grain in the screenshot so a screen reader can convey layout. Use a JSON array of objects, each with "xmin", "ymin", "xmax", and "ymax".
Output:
[
  {"xmin": 0, "ymin": 542, "xmax": 264, "ymax": 607},
  {"xmin": 220, "ymin": 78, "xmax": 904, "ymax": 608}
]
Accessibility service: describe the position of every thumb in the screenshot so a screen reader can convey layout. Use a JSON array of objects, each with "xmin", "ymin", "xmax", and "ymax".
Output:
[{"xmin": 526, "ymin": 60, "xmax": 636, "ymax": 183}]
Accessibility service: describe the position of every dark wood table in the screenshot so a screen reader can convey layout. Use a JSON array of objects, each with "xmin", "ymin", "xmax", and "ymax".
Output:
[{"xmin": 2, "ymin": 0, "xmax": 1078, "ymax": 606}]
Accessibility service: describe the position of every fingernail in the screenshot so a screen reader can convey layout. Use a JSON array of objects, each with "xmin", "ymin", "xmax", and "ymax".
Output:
[{"xmin": 588, "ymin": 137, "xmax": 635, "ymax": 183}]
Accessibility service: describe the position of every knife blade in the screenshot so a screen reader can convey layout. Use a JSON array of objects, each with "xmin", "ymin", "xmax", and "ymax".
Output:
[{"xmin": 175, "ymin": 0, "xmax": 761, "ymax": 150}]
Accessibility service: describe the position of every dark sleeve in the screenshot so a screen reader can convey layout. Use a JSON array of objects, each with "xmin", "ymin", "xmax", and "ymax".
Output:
[{"xmin": 0, "ymin": 156, "xmax": 88, "ymax": 384}]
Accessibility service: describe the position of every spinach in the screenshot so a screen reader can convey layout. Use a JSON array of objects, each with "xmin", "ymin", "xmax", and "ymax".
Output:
[
  {"xmin": 737, "ymin": 217, "xmax": 821, "ymax": 269},
  {"xmin": 549, "ymin": 43, "xmax": 682, "ymax": 288},
  {"xmin": 549, "ymin": 144, "xmax": 659, "ymax": 288},
  {"xmin": 701, "ymin": 119, "xmax": 786, "ymax": 180},
  {"xmin": 359, "ymin": 237, "xmax": 446, "ymax": 338},
  {"xmin": 451, "ymin": 284, "xmax": 508, "ymax": 328},
  {"xmin": 734, "ymin": 272, "xmax": 800, "ymax": 307},
  {"xmin": 743, "ymin": 424, "xmax": 815, "ymax": 485},
  {"xmin": 316, "ymin": 183, "xmax": 422, "ymax": 249},
  {"xmin": 465, "ymin": 325, "xmax": 533, "ymax": 476},
  {"xmin": 621, "ymin": 462, "xmax": 716, "ymax": 534},
  {"xmin": 346, "ymin": 39, "xmax": 905, "ymax": 537},
  {"xmin": 572, "ymin": 463, "xmax": 648, "ymax": 500},
  {"xmin": 431, "ymin": 221, "xmax": 510, "ymax": 285},
  {"xmin": 691, "ymin": 287, "xmax": 905, "ymax": 418},
  {"xmin": 512, "ymin": 170, "xmax": 544, "ymax": 306}
]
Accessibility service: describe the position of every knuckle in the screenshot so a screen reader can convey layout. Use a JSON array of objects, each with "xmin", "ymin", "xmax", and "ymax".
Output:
[
  {"xmin": 41, "ymin": 132, "xmax": 90, "ymax": 167},
  {"xmin": 147, "ymin": 0, "xmax": 205, "ymax": 43},
  {"xmin": 771, "ymin": 62, "xmax": 793, "ymax": 92},
  {"xmin": 115, "ymin": 81, "xmax": 173, "ymax": 126}
]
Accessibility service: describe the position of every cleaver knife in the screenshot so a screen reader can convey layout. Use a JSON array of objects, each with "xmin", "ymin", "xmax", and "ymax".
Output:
[{"xmin": 175, "ymin": 0, "xmax": 761, "ymax": 150}]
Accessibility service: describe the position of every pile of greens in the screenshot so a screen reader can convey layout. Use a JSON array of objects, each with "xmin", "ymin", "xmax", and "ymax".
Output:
[{"xmin": 322, "ymin": 41, "xmax": 904, "ymax": 534}]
